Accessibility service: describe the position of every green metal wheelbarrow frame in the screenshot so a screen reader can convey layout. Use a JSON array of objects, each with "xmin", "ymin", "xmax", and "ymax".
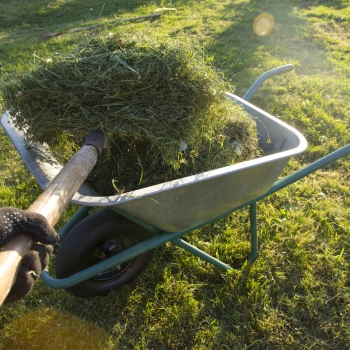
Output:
[{"xmin": 36, "ymin": 64, "xmax": 350, "ymax": 289}]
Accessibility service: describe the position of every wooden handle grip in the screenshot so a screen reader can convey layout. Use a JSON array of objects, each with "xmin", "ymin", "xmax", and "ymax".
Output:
[{"xmin": 0, "ymin": 136, "xmax": 103, "ymax": 306}]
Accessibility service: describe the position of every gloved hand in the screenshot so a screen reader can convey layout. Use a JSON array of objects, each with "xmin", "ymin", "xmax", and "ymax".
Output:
[{"xmin": 0, "ymin": 207, "xmax": 59, "ymax": 303}]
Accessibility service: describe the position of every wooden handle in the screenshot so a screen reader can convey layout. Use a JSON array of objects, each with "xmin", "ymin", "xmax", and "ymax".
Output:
[{"xmin": 0, "ymin": 134, "xmax": 103, "ymax": 306}]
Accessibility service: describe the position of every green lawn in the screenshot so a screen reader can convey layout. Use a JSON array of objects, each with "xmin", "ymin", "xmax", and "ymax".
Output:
[{"xmin": 1, "ymin": 1, "xmax": 350, "ymax": 349}]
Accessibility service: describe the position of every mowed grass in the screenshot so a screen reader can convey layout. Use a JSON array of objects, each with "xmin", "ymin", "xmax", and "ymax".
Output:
[{"xmin": 0, "ymin": 0, "xmax": 350, "ymax": 349}]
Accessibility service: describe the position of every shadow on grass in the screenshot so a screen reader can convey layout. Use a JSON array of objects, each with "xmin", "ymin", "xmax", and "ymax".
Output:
[
  {"xmin": 0, "ymin": 0, "xmax": 150, "ymax": 31},
  {"xmin": 0, "ymin": 0, "xmax": 207, "ymax": 32},
  {"xmin": 0, "ymin": 0, "xmax": 162, "ymax": 57},
  {"xmin": 0, "ymin": 0, "xmax": 165, "ymax": 75}
]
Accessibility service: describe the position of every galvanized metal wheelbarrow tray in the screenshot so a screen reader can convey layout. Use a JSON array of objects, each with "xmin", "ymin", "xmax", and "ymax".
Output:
[{"xmin": 2, "ymin": 65, "xmax": 350, "ymax": 293}]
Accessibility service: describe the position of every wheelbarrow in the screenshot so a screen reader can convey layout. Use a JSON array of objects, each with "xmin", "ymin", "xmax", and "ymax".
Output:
[{"xmin": 1, "ymin": 65, "xmax": 349, "ymax": 298}]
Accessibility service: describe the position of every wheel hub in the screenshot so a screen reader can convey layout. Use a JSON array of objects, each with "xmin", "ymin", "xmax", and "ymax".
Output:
[{"xmin": 90, "ymin": 239, "xmax": 133, "ymax": 281}]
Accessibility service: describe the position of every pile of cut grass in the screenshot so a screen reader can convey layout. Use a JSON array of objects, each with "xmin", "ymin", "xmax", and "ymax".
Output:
[{"xmin": 1, "ymin": 31, "xmax": 259, "ymax": 194}]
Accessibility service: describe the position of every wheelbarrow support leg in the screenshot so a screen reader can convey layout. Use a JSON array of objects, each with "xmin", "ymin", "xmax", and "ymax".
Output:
[
  {"xmin": 170, "ymin": 237, "xmax": 232, "ymax": 271},
  {"xmin": 171, "ymin": 202, "xmax": 259, "ymax": 271},
  {"xmin": 248, "ymin": 202, "xmax": 258, "ymax": 263}
]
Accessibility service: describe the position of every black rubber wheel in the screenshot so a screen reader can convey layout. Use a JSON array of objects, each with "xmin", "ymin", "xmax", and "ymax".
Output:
[{"xmin": 55, "ymin": 209, "xmax": 155, "ymax": 298}]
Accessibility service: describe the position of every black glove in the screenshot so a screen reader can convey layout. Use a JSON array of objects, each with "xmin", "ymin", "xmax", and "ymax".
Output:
[{"xmin": 0, "ymin": 207, "xmax": 59, "ymax": 303}]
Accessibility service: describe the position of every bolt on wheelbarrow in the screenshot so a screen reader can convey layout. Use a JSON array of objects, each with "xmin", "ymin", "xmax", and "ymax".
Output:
[{"xmin": 1, "ymin": 64, "xmax": 349, "ymax": 298}]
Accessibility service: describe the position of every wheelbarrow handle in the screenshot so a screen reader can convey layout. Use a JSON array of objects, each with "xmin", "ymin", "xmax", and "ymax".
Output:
[
  {"xmin": 0, "ymin": 131, "xmax": 104, "ymax": 306},
  {"xmin": 243, "ymin": 64, "xmax": 294, "ymax": 102},
  {"xmin": 276, "ymin": 64, "xmax": 293, "ymax": 74}
]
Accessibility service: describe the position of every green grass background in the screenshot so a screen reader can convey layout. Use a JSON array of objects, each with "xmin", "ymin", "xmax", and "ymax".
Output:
[{"xmin": 0, "ymin": 0, "xmax": 350, "ymax": 349}]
